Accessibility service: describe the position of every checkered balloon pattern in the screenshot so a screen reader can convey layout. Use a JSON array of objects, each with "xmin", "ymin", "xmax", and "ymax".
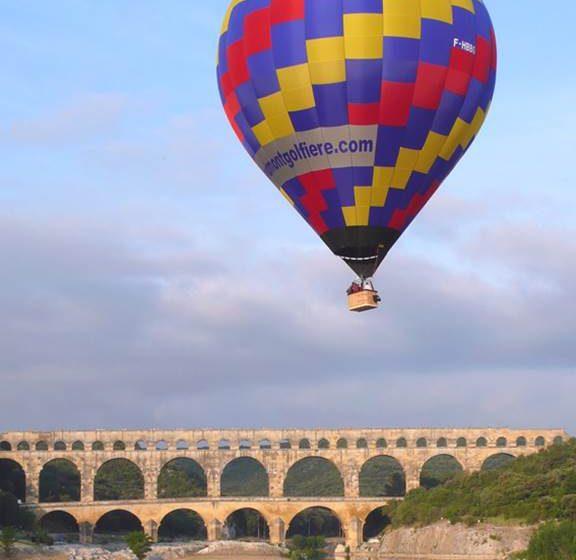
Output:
[{"xmin": 217, "ymin": 0, "xmax": 496, "ymax": 276}]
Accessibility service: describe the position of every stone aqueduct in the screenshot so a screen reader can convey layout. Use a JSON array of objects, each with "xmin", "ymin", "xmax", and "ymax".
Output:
[{"xmin": 0, "ymin": 428, "xmax": 568, "ymax": 548}]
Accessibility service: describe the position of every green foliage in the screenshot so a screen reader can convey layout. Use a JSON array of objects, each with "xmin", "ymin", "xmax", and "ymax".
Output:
[
  {"xmin": 360, "ymin": 457, "xmax": 405, "ymax": 497},
  {"xmin": 0, "ymin": 491, "xmax": 35, "ymax": 534},
  {"xmin": 289, "ymin": 536, "xmax": 327, "ymax": 559},
  {"xmin": 523, "ymin": 521, "xmax": 576, "ymax": 560},
  {"xmin": 389, "ymin": 439, "xmax": 576, "ymax": 528},
  {"xmin": 39, "ymin": 460, "xmax": 81, "ymax": 502},
  {"xmin": 0, "ymin": 526, "xmax": 17, "ymax": 557},
  {"xmin": 16, "ymin": 509, "xmax": 36, "ymax": 532},
  {"xmin": 420, "ymin": 455, "xmax": 463, "ymax": 490},
  {"xmin": 284, "ymin": 458, "xmax": 343, "ymax": 497},
  {"xmin": 226, "ymin": 509, "xmax": 269, "ymax": 540},
  {"xmin": 158, "ymin": 459, "xmax": 207, "ymax": 499},
  {"xmin": 288, "ymin": 509, "xmax": 341, "ymax": 539},
  {"xmin": 221, "ymin": 458, "xmax": 269, "ymax": 497},
  {"xmin": 158, "ymin": 510, "xmax": 206, "ymax": 541},
  {"xmin": 0, "ymin": 492, "xmax": 19, "ymax": 529},
  {"xmin": 125, "ymin": 531, "xmax": 153, "ymax": 560},
  {"xmin": 94, "ymin": 460, "xmax": 144, "ymax": 501},
  {"xmin": 31, "ymin": 527, "xmax": 54, "ymax": 545},
  {"xmin": 0, "ymin": 462, "xmax": 25, "ymax": 503}
]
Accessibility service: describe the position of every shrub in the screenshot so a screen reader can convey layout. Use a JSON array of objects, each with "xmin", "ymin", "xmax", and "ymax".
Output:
[
  {"xmin": 523, "ymin": 520, "xmax": 576, "ymax": 560},
  {"xmin": 31, "ymin": 527, "xmax": 53, "ymax": 545},
  {"xmin": 0, "ymin": 527, "xmax": 17, "ymax": 557},
  {"xmin": 0, "ymin": 492, "xmax": 19, "ymax": 528},
  {"xmin": 289, "ymin": 535, "xmax": 326, "ymax": 559},
  {"xmin": 125, "ymin": 531, "xmax": 153, "ymax": 560},
  {"xmin": 388, "ymin": 439, "xmax": 576, "ymax": 528}
]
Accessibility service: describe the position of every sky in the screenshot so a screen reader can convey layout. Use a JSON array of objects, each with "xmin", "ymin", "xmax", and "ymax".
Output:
[{"xmin": 1, "ymin": 1, "xmax": 575, "ymax": 433}]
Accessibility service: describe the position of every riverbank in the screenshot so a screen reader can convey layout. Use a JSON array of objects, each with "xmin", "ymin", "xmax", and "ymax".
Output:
[{"xmin": 8, "ymin": 541, "xmax": 288, "ymax": 559}]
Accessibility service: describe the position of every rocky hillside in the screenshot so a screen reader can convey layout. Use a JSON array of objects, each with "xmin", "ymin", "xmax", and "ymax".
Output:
[
  {"xmin": 388, "ymin": 439, "xmax": 576, "ymax": 527},
  {"xmin": 359, "ymin": 521, "xmax": 534, "ymax": 559}
]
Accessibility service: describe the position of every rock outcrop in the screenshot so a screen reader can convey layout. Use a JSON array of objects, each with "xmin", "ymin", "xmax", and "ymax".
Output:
[{"xmin": 358, "ymin": 521, "xmax": 535, "ymax": 559}]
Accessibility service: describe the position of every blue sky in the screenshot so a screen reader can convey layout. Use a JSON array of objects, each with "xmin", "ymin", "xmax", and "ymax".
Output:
[{"xmin": 1, "ymin": 1, "xmax": 575, "ymax": 432}]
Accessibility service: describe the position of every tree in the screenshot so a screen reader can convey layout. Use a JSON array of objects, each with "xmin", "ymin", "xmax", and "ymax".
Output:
[
  {"xmin": 0, "ymin": 527, "xmax": 17, "ymax": 558},
  {"xmin": 523, "ymin": 521, "xmax": 576, "ymax": 560},
  {"xmin": 289, "ymin": 536, "xmax": 326, "ymax": 560},
  {"xmin": 0, "ymin": 492, "xmax": 19, "ymax": 528},
  {"xmin": 126, "ymin": 531, "xmax": 153, "ymax": 560}
]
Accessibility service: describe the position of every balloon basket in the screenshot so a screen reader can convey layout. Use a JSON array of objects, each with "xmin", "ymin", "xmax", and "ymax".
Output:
[{"xmin": 348, "ymin": 290, "xmax": 380, "ymax": 312}]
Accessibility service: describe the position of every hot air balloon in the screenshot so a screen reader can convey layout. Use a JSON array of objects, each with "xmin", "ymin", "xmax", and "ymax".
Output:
[{"xmin": 217, "ymin": 0, "xmax": 496, "ymax": 311}]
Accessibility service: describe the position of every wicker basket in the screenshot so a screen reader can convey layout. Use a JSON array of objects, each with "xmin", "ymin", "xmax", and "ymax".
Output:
[{"xmin": 348, "ymin": 290, "xmax": 379, "ymax": 312}]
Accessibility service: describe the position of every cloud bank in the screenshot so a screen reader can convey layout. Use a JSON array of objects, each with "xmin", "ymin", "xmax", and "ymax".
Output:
[{"xmin": 1, "ymin": 210, "xmax": 573, "ymax": 432}]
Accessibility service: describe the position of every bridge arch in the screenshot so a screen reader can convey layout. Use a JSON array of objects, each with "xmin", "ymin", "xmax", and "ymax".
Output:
[
  {"xmin": 0, "ymin": 441, "xmax": 11, "ymax": 451},
  {"xmin": 221, "ymin": 457, "xmax": 269, "ymax": 497},
  {"xmin": 362, "ymin": 507, "xmax": 391, "ymax": 541},
  {"xmin": 496, "ymin": 437, "xmax": 507, "ymax": 448},
  {"xmin": 156, "ymin": 440, "xmax": 169, "ymax": 451},
  {"xmin": 376, "ymin": 438, "xmax": 387, "ymax": 449},
  {"xmin": 420, "ymin": 455, "xmax": 463, "ymax": 489},
  {"xmin": 476, "ymin": 437, "xmax": 487, "ymax": 447},
  {"xmin": 94, "ymin": 459, "xmax": 144, "ymax": 501},
  {"xmin": 286, "ymin": 506, "xmax": 344, "ymax": 540},
  {"xmin": 239, "ymin": 439, "xmax": 252, "ymax": 450},
  {"xmin": 224, "ymin": 508, "xmax": 270, "ymax": 541},
  {"xmin": 94, "ymin": 510, "xmax": 143, "ymax": 542},
  {"xmin": 17, "ymin": 441, "xmax": 30, "ymax": 451},
  {"xmin": 158, "ymin": 509, "xmax": 207, "ymax": 542},
  {"xmin": 72, "ymin": 441, "xmax": 85, "ymax": 451},
  {"xmin": 158, "ymin": 458, "xmax": 207, "ymax": 498},
  {"xmin": 482, "ymin": 453, "xmax": 516, "ymax": 471},
  {"xmin": 416, "ymin": 437, "xmax": 428, "ymax": 448},
  {"xmin": 359, "ymin": 455, "xmax": 406, "ymax": 497},
  {"xmin": 40, "ymin": 511, "xmax": 79, "ymax": 542},
  {"xmin": 39, "ymin": 459, "xmax": 81, "ymax": 503},
  {"xmin": 0, "ymin": 458, "xmax": 26, "ymax": 501},
  {"xmin": 284, "ymin": 457, "xmax": 344, "ymax": 497}
]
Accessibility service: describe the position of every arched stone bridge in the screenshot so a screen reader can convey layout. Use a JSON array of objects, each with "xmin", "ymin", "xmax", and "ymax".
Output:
[{"xmin": 0, "ymin": 427, "xmax": 567, "ymax": 549}]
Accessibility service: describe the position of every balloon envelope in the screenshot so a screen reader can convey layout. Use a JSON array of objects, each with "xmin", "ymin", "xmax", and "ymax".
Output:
[{"xmin": 217, "ymin": 0, "xmax": 496, "ymax": 277}]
